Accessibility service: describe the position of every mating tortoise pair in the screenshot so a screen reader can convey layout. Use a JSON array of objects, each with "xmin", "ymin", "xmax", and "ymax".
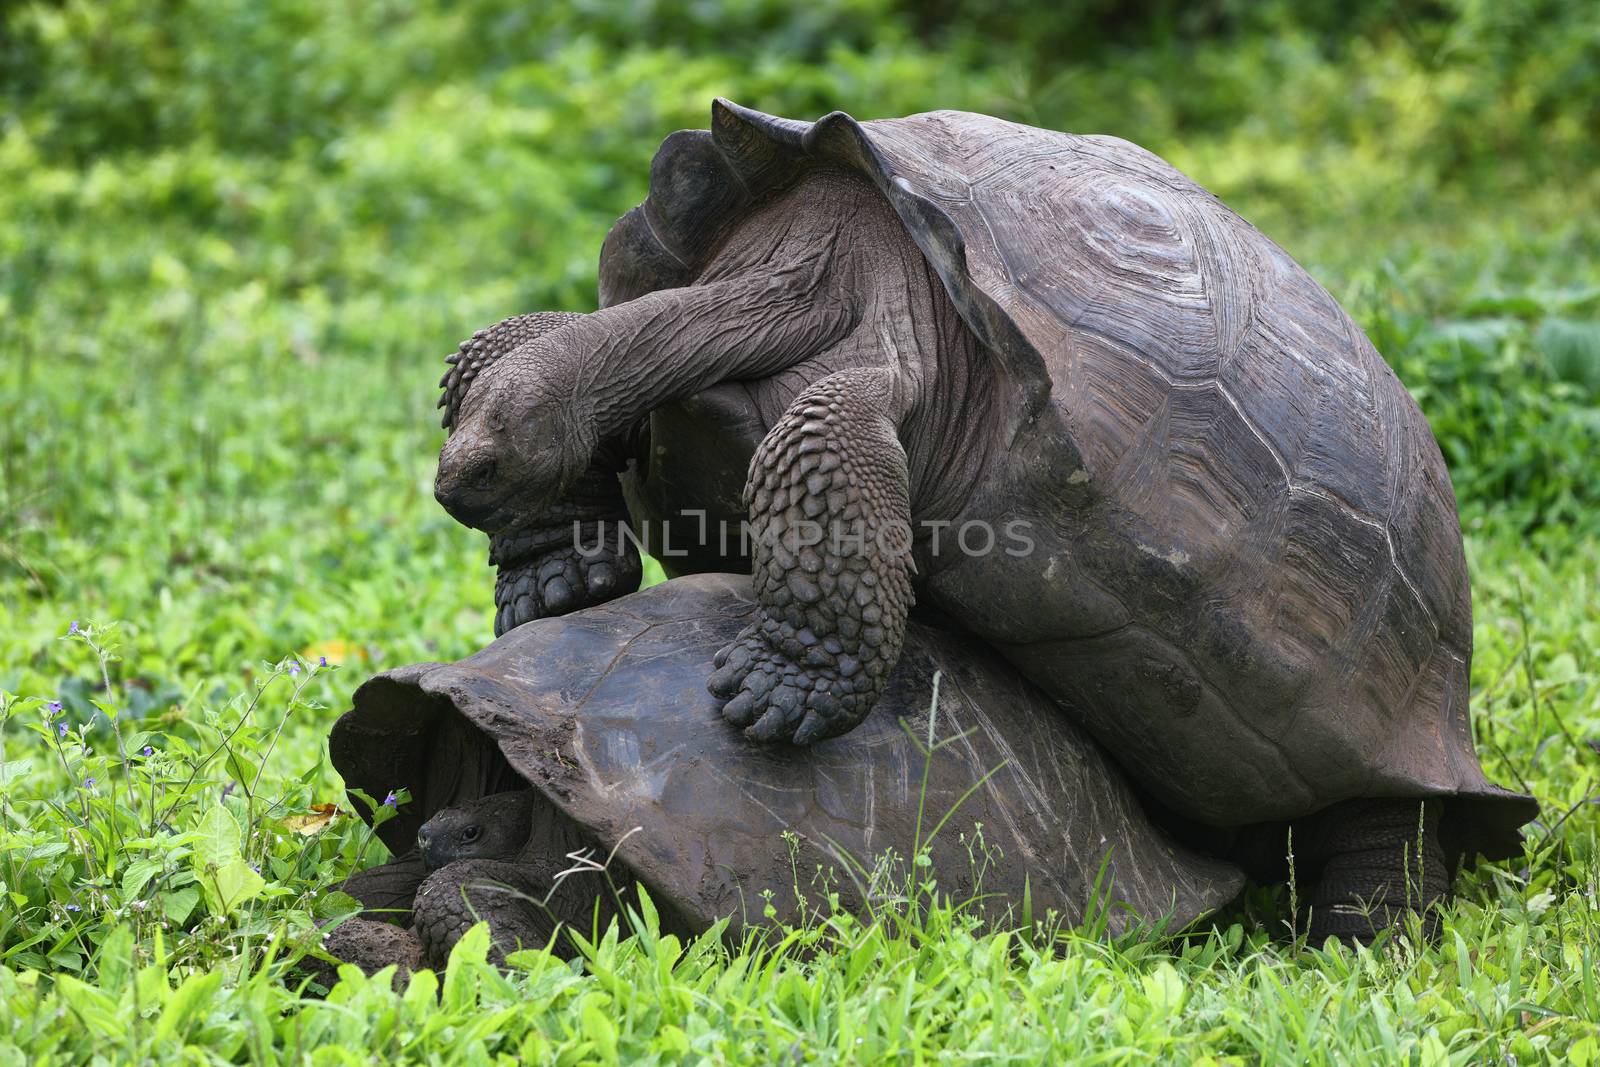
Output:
[{"xmin": 331, "ymin": 102, "xmax": 1533, "ymax": 968}]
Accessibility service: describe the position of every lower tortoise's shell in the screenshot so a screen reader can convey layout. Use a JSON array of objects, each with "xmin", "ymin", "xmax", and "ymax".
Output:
[{"xmin": 332, "ymin": 574, "xmax": 1243, "ymax": 935}]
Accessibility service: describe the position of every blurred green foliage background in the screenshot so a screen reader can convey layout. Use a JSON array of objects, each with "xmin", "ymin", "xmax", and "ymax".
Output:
[{"xmin": 0, "ymin": 3, "xmax": 1599, "ymax": 1058}]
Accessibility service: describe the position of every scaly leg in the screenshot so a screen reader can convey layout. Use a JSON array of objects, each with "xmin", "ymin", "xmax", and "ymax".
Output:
[
  {"xmin": 437, "ymin": 312, "xmax": 585, "ymax": 432},
  {"xmin": 709, "ymin": 368, "xmax": 914, "ymax": 744},
  {"xmin": 1303, "ymin": 798, "xmax": 1449, "ymax": 944},
  {"xmin": 412, "ymin": 858, "xmax": 626, "ymax": 966},
  {"xmin": 412, "ymin": 859, "xmax": 555, "ymax": 967}
]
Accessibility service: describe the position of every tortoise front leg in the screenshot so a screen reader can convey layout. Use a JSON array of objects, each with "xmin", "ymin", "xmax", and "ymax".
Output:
[
  {"xmin": 437, "ymin": 312, "xmax": 586, "ymax": 431},
  {"xmin": 412, "ymin": 859, "xmax": 557, "ymax": 967},
  {"xmin": 709, "ymin": 368, "xmax": 914, "ymax": 744},
  {"xmin": 412, "ymin": 858, "xmax": 626, "ymax": 965}
]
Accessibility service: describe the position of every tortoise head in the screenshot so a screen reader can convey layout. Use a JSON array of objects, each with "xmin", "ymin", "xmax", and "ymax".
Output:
[
  {"xmin": 433, "ymin": 335, "xmax": 597, "ymax": 532},
  {"xmin": 416, "ymin": 789, "xmax": 538, "ymax": 871}
]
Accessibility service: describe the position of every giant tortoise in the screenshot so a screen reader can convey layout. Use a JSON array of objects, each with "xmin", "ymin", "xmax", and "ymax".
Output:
[
  {"xmin": 325, "ymin": 574, "xmax": 1243, "ymax": 970},
  {"xmin": 428, "ymin": 103, "xmax": 1535, "ymax": 941}
]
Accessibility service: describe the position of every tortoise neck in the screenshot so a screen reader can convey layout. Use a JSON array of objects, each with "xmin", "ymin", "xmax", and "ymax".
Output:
[{"xmin": 572, "ymin": 257, "xmax": 854, "ymax": 439}]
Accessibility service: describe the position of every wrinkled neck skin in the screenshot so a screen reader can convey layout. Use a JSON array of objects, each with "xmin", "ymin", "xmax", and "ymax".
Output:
[{"xmin": 526, "ymin": 249, "xmax": 857, "ymax": 449}]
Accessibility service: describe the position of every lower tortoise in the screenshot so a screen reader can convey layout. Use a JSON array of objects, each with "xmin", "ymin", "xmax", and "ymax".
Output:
[{"xmin": 319, "ymin": 574, "xmax": 1246, "ymax": 974}]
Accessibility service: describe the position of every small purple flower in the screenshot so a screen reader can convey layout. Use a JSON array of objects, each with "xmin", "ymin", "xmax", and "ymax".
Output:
[
  {"xmin": 319, "ymin": 656, "xmax": 328, "ymax": 667},
  {"xmin": 83, "ymin": 777, "xmax": 96, "ymax": 789},
  {"xmin": 68, "ymin": 621, "xmax": 79, "ymax": 636},
  {"xmin": 288, "ymin": 661, "xmax": 301, "ymax": 677},
  {"xmin": 65, "ymin": 903, "xmax": 80, "ymax": 912},
  {"xmin": 46, "ymin": 701, "xmax": 61, "ymax": 717},
  {"xmin": 57, "ymin": 722, "xmax": 68, "ymax": 738},
  {"xmin": 382, "ymin": 790, "xmax": 399, "ymax": 808},
  {"xmin": 142, "ymin": 745, "xmax": 154, "ymax": 757}
]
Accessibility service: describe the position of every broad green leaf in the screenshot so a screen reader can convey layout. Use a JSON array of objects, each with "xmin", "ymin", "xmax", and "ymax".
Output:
[
  {"xmin": 225, "ymin": 749, "xmax": 259, "ymax": 792},
  {"xmin": 580, "ymin": 993, "xmax": 619, "ymax": 1063},
  {"xmin": 313, "ymin": 890, "xmax": 362, "ymax": 921},
  {"xmin": 0, "ymin": 759, "xmax": 35, "ymax": 781},
  {"xmin": 161, "ymin": 887, "xmax": 200, "ymax": 924},
  {"xmin": 121, "ymin": 859, "xmax": 165, "ymax": 898},
  {"xmin": 442, "ymin": 923, "xmax": 490, "ymax": 1010},
  {"xmin": 54, "ymin": 975, "xmax": 121, "ymax": 1037},
  {"xmin": 193, "ymin": 805, "xmax": 244, "ymax": 869},
  {"xmin": 202, "ymin": 857, "xmax": 265, "ymax": 916}
]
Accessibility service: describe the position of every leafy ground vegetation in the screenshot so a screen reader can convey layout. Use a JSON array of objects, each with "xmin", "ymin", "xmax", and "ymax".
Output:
[{"xmin": 2, "ymin": 0, "xmax": 1599, "ymax": 1062}]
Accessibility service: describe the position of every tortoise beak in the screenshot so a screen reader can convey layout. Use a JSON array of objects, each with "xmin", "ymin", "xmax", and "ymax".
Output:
[
  {"xmin": 435, "ymin": 431, "xmax": 503, "ymax": 529},
  {"xmin": 416, "ymin": 826, "xmax": 440, "ymax": 870}
]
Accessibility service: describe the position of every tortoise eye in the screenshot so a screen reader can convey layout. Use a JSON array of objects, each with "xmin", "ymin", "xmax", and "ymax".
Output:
[{"xmin": 462, "ymin": 825, "xmax": 480, "ymax": 843}]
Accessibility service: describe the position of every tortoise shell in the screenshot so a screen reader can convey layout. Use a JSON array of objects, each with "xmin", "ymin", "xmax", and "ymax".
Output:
[
  {"xmin": 332, "ymin": 574, "xmax": 1243, "ymax": 935},
  {"xmin": 599, "ymin": 103, "xmax": 1534, "ymax": 858}
]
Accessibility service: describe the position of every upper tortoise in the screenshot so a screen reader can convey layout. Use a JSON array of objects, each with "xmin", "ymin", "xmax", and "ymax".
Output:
[{"xmin": 431, "ymin": 102, "xmax": 1534, "ymax": 939}]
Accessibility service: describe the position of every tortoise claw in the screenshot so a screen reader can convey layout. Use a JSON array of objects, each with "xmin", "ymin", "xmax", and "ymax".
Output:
[
  {"xmin": 792, "ymin": 710, "xmax": 829, "ymax": 745},
  {"xmin": 721, "ymin": 691, "xmax": 758, "ymax": 727},
  {"xmin": 707, "ymin": 637, "xmax": 758, "ymax": 695},
  {"xmin": 747, "ymin": 704, "xmax": 796, "ymax": 743}
]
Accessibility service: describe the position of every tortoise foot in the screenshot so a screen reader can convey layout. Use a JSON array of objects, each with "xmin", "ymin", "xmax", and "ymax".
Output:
[
  {"xmin": 707, "ymin": 620, "xmax": 873, "ymax": 745},
  {"xmin": 494, "ymin": 535, "xmax": 642, "ymax": 635},
  {"xmin": 713, "ymin": 367, "xmax": 911, "ymax": 746}
]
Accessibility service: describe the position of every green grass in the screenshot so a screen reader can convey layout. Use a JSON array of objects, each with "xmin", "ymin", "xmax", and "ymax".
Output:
[{"xmin": 2, "ymin": 0, "xmax": 1599, "ymax": 1062}]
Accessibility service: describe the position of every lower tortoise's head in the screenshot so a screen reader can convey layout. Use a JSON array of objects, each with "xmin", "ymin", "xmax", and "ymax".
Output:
[{"xmin": 417, "ymin": 789, "xmax": 537, "ymax": 870}]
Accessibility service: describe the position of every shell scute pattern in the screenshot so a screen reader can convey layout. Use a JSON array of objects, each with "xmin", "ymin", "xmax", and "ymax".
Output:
[
  {"xmin": 862, "ymin": 113, "xmax": 1491, "ymax": 815},
  {"xmin": 922, "ymin": 122, "xmax": 1451, "ymax": 644}
]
